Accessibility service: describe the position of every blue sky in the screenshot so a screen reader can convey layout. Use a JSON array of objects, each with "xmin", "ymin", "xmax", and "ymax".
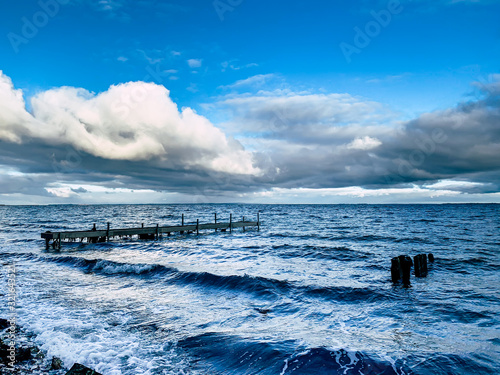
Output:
[{"xmin": 0, "ymin": 0, "xmax": 499, "ymax": 204}]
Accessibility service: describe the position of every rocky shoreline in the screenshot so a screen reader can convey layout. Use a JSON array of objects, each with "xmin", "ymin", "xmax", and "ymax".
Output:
[{"xmin": 0, "ymin": 318, "xmax": 101, "ymax": 375}]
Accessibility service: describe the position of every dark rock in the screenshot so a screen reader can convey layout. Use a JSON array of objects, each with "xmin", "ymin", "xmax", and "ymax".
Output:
[
  {"xmin": 17, "ymin": 346, "xmax": 32, "ymax": 362},
  {"xmin": 51, "ymin": 356, "xmax": 64, "ymax": 370},
  {"xmin": 66, "ymin": 363, "xmax": 102, "ymax": 375},
  {"xmin": 255, "ymin": 308, "xmax": 271, "ymax": 314},
  {"xmin": 35, "ymin": 347, "xmax": 45, "ymax": 360},
  {"xmin": 0, "ymin": 319, "xmax": 9, "ymax": 330},
  {"xmin": 0, "ymin": 339, "xmax": 10, "ymax": 364}
]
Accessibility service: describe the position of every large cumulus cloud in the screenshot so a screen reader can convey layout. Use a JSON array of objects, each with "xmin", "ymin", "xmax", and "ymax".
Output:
[{"xmin": 0, "ymin": 71, "xmax": 258, "ymax": 176}]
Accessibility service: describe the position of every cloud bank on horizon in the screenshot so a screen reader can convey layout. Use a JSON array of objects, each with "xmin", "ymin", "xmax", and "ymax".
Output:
[{"xmin": 0, "ymin": 70, "xmax": 499, "ymax": 204}]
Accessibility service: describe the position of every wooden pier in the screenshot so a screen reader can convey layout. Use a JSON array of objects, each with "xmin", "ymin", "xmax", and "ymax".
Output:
[{"xmin": 41, "ymin": 213, "xmax": 260, "ymax": 250}]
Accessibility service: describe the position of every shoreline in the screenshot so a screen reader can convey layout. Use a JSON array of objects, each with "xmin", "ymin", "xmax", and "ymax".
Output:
[
  {"xmin": 0, "ymin": 318, "xmax": 100, "ymax": 375},
  {"xmin": 0, "ymin": 317, "xmax": 67, "ymax": 374}
]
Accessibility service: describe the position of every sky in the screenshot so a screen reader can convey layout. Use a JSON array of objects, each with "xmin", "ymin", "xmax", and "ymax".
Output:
[{"xmin": 0, "ymin": 0, "xmax": 499, "ymax": 204}]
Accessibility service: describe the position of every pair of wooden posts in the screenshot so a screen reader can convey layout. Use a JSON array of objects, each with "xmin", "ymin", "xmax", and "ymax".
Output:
[{"xmin": 391, "ymin": 253, "xmax": 434, "ymax": 284}]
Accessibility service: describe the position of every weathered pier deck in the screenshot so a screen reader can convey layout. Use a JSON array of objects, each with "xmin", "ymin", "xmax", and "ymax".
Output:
[{"xmin": 41, "ymin": 213, "xmax": 260, "ymax": 250}]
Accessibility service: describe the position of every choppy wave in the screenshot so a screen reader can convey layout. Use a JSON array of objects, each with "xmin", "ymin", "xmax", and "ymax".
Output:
[
  {"xmin": 179, "ymin": 333, "xmax": 408, "ymax": 375},
  {"xmin": 43, "ymin": 255, "xmax": 391, "ymax": 304},
  {"xmin": 0, "ymin": 203, "xmax": 498, "ymax": 374}
]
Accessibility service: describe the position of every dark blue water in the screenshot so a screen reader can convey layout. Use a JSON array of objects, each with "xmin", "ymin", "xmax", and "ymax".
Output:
[{"xmin": 0, "ymin": 204, "xmax": 499, "ymax": 374}]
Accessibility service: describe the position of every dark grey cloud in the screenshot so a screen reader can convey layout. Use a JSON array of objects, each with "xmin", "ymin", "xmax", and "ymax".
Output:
[{"xmin": 216, "ymin": 81, "xmax": 500, "ymax": 193}]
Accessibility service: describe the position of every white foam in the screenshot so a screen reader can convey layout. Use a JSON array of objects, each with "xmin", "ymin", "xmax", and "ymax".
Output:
[
  {"xmin": 92, "ymin": 260, "xmax": 158, "ymax": 275},
  {"xmin": 11, "ymin": 261, "xmax": 194, "ymax": 374}
]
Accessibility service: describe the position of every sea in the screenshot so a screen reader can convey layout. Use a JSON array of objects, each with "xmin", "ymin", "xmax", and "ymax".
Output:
[{"xmin": 0, "ymin": 204, "xmax": 499, "ymax": 375}]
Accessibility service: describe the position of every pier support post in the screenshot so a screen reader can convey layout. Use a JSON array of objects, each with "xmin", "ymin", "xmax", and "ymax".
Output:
[
  {"xmin": 414, "ymin": 254, "xmax": 428, "ymax": 277},
  {"xmin": 243, "ymin": 216, "xmax": 245, "ymax": 232},
  {"xmin": 428, "ymin": 253, "xmax": 434, "ymax": 263},
  {"xmin": 180, "ymin": 214, "xmax": 185, "ymax": 234},
  {"xmin": 391, "ymin": 257, "xmax": 400, "ymax": 283},
  {"xmin": 230, "ymin": 214, "xmax": 232, "ymax": 233},
  {"xmin": 391, "ymin": 255, "xmax": 412, "ymax": 285},
  {"xmin": 214, "ymin": 213, "xmax": 217, "ymax": 232},
  {"xmin": 401, "ymin": 256, "xmax": 411, "ymax": 285},
  {"xmin": 106, "ymin": 223, "xmax": 110, "ymax": 242},
  {"xmin": 196, "ymin": 219, "xmax": 199, "ymax": 235},
  {"xmin": 156, "ymin": 224, "xmax": 159, "ymax": 240},
  {"xmin": 54, "ymin": 233, "xmax": 61, "ymax": 250},
  {"xmin": 44, "ymin": 231, "xmax": 51, "ymax": 250},
  {"xmin": 257, "ymin": 212, "xmax": 260, "ymax": 231}
]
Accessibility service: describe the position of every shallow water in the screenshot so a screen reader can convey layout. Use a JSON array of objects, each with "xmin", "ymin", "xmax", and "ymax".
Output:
[{"xmin": 0, "ymin": 204, "xmax": 499, "ymax": 374}]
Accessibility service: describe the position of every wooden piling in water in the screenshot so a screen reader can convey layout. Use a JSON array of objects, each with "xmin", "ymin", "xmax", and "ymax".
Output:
[
  {"xmin": 413, "ymin": 254, "xmax": 428, "ymax": 277},
  {"xmin": 391, "ymin": 255, "xmax": 412, "ymax": 285},
  {"xmin": 400, "ymin": 255, "xmax": 412, "ymax": 285}
]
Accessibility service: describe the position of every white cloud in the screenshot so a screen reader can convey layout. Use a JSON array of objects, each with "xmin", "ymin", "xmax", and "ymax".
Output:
[
  {"xmin": 366, "ymin": 74, "xmax": 410, "ymax": 84},
  {"xmin": 0, "ymin": 72, "xmax": 38, "ymax": 143},
  {"xmin": 221, "ymin": 61, "xmax": 258, "ymax": 72},
  {"xmin": 472, "ymin": 74, "xmax": 500, "ymax": 95},
  {"xmin": 187, "ymin": 59, "xmax": 202, "ymax": 68},
  {"xmin": 239, "ymin": 185, "xmax": 472, "ymax": 204},
  {"xmin": 221, "ymin": 74, "xmax": 276, "ymax": 90},
  {"xmin": 0, "ymin": 71, "xmax": 259, "ymax": 176},
  {"xmin": 216, "ymin": 91, "xmax": 397, "ymax": 139},
  {"xmin": 46, "ymin": 187, "xmax": 77, "ymax": 198},
  {"xmin": 186, "ymin": 83, "xmax": 198, "ymax": 93},
  {"xmin": 347, "ymin": 136, "xmax": 382, "ymax": 150}
]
